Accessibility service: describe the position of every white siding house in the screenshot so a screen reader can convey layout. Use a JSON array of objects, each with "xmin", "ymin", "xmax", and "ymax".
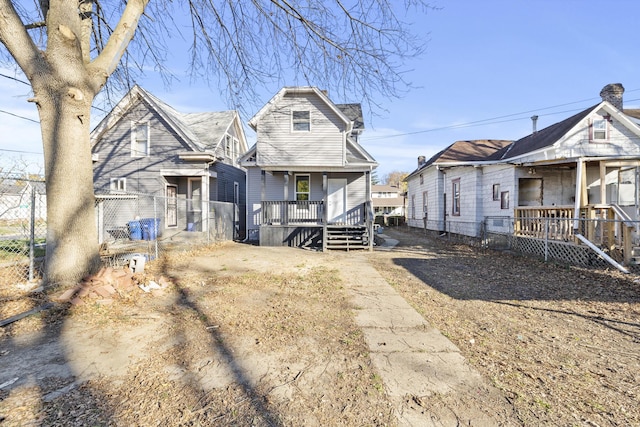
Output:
[{"xmin": 406, "ymin": 83, "xmax": 640, "ymax": 267}]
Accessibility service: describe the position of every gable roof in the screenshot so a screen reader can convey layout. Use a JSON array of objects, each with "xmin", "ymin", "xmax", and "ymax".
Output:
[
  {"xmin": 406, "ymin": 139, "xmax": 512, "ymax": 179},
  {"xmin": 493, "ymin": 101, "xmax": 640, "ymax": 161},
  {"xmin": 248, "ymin": 87, "xmax": 353, "ymax": 133},
  {"xmin": 336, "ymin": 103, "xmax": 364, "ymax": 131},
  {"xmin": 492, "ymin": 105, "xmax": 595, "ymax": 160},
  {"xmin": 90, "ymin": 85, "xmax": 246, "ymax": 153}
]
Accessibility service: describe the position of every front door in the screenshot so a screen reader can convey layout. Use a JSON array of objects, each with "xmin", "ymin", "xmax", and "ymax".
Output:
[
  {"xmin": 166, "ymin": 185, "xmax": 178, "ymax": 227},
  {"xmin": 328, "ymin": 178, "xmax": 347, "ymax": 223},
  {"xmin": 188, "ymin": 177, "xmax": 202, "ymax": 231}
]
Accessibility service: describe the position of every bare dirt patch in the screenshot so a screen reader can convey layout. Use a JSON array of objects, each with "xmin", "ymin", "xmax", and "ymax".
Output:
[
  {"xmin": 2, "ymin": 233, "xmax": 638, "ymax": 426},
  {"xmin": 1, "ymin": 243, "xmax": 394, "ymax": 426},
  {"xmin": 370, "ymin": 227, "xmax": 640, "ymax": 426}
]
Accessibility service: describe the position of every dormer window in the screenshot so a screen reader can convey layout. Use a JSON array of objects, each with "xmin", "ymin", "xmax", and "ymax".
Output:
[
  {"xmin": 292, "ymin": 111, "xmax": 310, "ymax": 131},
  {"xmin": 590, "ymin": 119, "xmax": 608, "ymax": 141}
]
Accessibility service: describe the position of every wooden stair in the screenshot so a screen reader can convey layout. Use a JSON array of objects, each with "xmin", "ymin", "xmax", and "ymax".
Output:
[{"xmin": 324, "ymin": 225, "xmax": 370, "ymax": 251}]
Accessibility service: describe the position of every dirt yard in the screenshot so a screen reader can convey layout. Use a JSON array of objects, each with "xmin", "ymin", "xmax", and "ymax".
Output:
[{"xmin": 1, "ymin": 228, "xmax": 639, "ymax": 426}]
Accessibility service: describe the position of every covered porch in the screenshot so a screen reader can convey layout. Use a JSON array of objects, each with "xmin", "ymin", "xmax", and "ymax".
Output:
[
  {"xmin": 258, "ymin": 170, "xmax": 374, "ymax": 250},
  {"xmin": 513, "ymin": 158, "xmax": 640, "ymax": 268}
]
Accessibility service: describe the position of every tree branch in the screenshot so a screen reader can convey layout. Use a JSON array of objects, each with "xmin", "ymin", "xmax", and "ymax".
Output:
[
  {"xmin": 0, "ymin": 0, "xmax": 48, "ymax": 79},
  {"xmin": 88, "ymin": 0, "xmax": 148, "ymax": 88}
]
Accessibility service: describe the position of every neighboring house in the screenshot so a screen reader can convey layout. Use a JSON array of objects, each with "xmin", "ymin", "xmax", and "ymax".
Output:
[
  {"xmin": 406, "ymin": 83, "xmax": 640, "ymax": 266},
  {"xmin": 91, "ymin": 85, "xmax": 248, "ymax": 240},
  {"xmin": 372, "ymin": 184, "xmax": 405, "ymax": 223},
  {"xmin": 0, "ymin": 180, "xmax": 46, "ymax": 223},
  {"xmin": 239, "ymin": 86, "xmax": 378, "ymax": 250}
]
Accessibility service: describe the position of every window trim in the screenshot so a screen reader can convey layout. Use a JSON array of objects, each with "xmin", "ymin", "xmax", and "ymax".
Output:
[
  {"xmin": 110, "ymin": 177, "xmax": 126, "ymax": 193},
  {"xmin": 422, "ymin": 191, "xmax": 428, "ymax": 218},
  {"xmin": 590, "ymin": 118, "xmax": 609, "ymax": 142},
  {"xmin": 131, "ymin": 121, "xmax": 150, "ymax": 157},
  {"xmin": 493, "ymin": 184, "xmax": 500, "ymax": 201},
  {"xmin": 452, "ymin": 179, "xmax": 461, "ymax": 216},
  {"xmin": 295, "ymin": 174, "xmax": 310, "ymax": 201},
  {"xmin": 501, "ymin": 191, "xmax": 510, "ymax": 209},
  {"xmin": 292, "ymin": 110, "xmax": 311, "ymax": 132}
]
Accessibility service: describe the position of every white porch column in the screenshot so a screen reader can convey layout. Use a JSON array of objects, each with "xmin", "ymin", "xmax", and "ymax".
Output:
[
  {"xmin": 574, "ymin": 158, "xmax": 584, "ymax": 230},
  {"xmin": 202, "ymin": 174, "xmax": 209, "ymax": 235}
]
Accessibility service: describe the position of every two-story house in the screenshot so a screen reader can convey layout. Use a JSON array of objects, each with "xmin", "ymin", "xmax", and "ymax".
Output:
[
  {"xmin": 240, "ymin": 87, "xmax": 378, "ymax": 250},
  {"xmin": 91, "ymin": 85, "xmax": 249, "ymax": 241}
]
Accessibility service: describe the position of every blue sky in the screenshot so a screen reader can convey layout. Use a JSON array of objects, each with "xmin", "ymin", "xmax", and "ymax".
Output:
[{"xmin": 1, "ymin": 0, "xmax": 639, "ymax": 179}]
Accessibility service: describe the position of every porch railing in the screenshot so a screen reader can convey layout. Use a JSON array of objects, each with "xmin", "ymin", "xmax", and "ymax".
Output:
[
  {"xmin": 262, "ymin": 201, "xmax": 324, "ymax": 225},
  {"xmin": 514, "ymin": 206, "xmax": 575, "ymax": 241}
]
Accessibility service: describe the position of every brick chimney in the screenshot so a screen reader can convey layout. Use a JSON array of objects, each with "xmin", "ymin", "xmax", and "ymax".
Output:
[
  {"xmin": 418, "ymin": 155, "xmax": 426, "ymax": 167},
  {"xmin": 600, "ymin": 83, "xmax": 624, "ymax": 110}
]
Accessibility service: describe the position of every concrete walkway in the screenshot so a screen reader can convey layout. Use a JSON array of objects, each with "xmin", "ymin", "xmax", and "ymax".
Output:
[{"xmin": 338, "ymin": 236, "xmax": 514, "ymax": 426}]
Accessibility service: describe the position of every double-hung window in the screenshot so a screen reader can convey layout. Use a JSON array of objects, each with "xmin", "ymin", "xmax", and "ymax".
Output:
[
  {"xmin": 452, "ymin": 179, "xmax": 460, "ymax": 216},
  {"xmin": 591, "ymin": 119, "xmax": 608, "ymax": 141},
  {"xmin": 292, "ymin": 111, "xmax": 310, "ymax": 131},
  {"xmin": 131, "ymin": 122, "xmax": 149, "ymax": 157},
  {"xmin": 422, "ymin": 191, "xmax": 428, "ymax": 218},
  {"xmin": 295, "ymin": 175, "xmax": 310, "ymax": 201}
]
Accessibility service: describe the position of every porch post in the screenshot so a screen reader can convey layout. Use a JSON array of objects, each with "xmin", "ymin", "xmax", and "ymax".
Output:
[
  {"xmin": 366, "ymin": 170, "xmax": 373, "ymax": 251},
  {"xmin": 599, "ymin": 161, "xmax": 607, "ymax": 205},
  {"xmin": 283, "ymin": 172, "xmax": 289, "ymax": 225},
  {"xmin": 322, "ymin": 172, "xmax": 328, "ymax": 252},
  {"xmin": 261, "ymin": 170, "xmax": 266, "ymax": 224},
  {"xmin": 573, "ymin": 158, "xmax": 584, "ymax": 230},
  {"xmin": 201, "ymin": 175, "xmax": 209, "ymax": 235}
]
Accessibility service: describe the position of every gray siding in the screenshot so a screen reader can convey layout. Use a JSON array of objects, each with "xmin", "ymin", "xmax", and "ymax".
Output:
[
  {"xmin": 256, "ymin": 93, "xmax": 346, "ymax": 167},
  {"xmin": 92, "ymin": 99, "xmax": 195, "ymax": 195}
]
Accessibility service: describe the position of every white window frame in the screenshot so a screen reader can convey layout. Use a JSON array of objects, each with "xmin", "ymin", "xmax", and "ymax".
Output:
[
  {"xmin": 295, "ymin": 174, "xmax": 310, "ymax": 201},
  {"xmin": 422, "ymin": 191, "xmax": 428, "ymax": 217},
  {"xmin": 452, "ymin": 179, "xmax": 460, "ymax": 216},
  {"xmin": 110, "ymin": 178, "xmax": 126, "ymax": 193},
  {"xmin": 591, "ymin": 119, "xmax": 608, "ymax": 141},
  {"xmin": 131, "ymin": 121, "xmax": 150, "ymax": 157},
  {"xmin": 292, "ymin": 110, "xmax": 311, "ymax": 132}
]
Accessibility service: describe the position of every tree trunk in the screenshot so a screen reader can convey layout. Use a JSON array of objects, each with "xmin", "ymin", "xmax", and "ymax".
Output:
[{"xmin": 36, "ymin": 84, "xmax": 101, "ymax": 286}]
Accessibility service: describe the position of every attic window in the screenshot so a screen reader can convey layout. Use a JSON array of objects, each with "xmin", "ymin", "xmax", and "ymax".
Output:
[
  {"xmin": 590, "ymin": 119, "xmax": 608, "ymax": 141},
  {"xmin": 131, "ymin": 122, "xmax": 149, "ymax": 157},
  {"xmin": 292, "ymin": 111, "xmax": 310, "ymax": 131}
]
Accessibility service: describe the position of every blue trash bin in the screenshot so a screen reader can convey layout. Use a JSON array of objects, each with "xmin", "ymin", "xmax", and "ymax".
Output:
[
  {"xmin": 128, "ymin": 220, "xmax": 142, "ymax": 240},
  {"xmin": 141, "ymin": 218, "xmax": 161, "ymax": 240}
]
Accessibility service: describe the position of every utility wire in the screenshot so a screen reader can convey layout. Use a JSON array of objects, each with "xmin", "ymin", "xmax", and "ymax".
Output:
[
  {"xmin": 0, "ymin": 72, "xmax": 30, "ymax": 86},
  {"xmin": 0, "ymin": 148, "xmax": 43, "ymax": 155},
  {"xmin": 363, "ymin": 92, "xmax": 640, "ymax": 141},
  {"xmin": 0, "ymin": 109, "xmax": 39, "ymax": 123}
]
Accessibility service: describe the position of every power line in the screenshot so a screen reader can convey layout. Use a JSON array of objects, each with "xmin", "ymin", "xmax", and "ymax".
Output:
[
  {"xmin": 0, "ymin": 72, "xmax": 30, "ymax": 86},
  {"xmin": 0, "ymin": 109, "xmax": 39, "ymax": 123},
  {"xmin": 362, "ymin": 92, "xmax": 640, "ymax": 141},
  {"xmin": 0, "ymin": 148, "xmax": 43, "ymax": 155}
]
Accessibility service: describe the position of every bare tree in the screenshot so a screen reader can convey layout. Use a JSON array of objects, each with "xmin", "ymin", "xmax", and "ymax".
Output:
[
  {"xmin": 383, "ymin": 170, "xmax": 409, "ymax": 191},
  {"xmin": 0, "ymin": 1, "xmax": 430, "ymax": 286}
]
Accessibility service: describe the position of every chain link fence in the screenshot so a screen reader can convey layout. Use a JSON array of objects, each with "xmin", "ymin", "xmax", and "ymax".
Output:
[
  {"xmin": 0, "ymin": 186, "xmax": 239, "ymax": 287},
  {"xmin": 96, "ymin": 192, "xmax": 238, "ymax": 267},
  {"xmin": 0, "ymin": 178, "xmax": 47, "ymax": 286},
  {"xmin": 414, "ymin": 216, "xmax": 640, "ymax": 273}
]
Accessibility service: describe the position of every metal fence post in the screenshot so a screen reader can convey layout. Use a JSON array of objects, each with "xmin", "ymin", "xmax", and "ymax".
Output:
[{"xmin": 29, "ymin": 185, "xmax": 36, "ymax": 282}]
